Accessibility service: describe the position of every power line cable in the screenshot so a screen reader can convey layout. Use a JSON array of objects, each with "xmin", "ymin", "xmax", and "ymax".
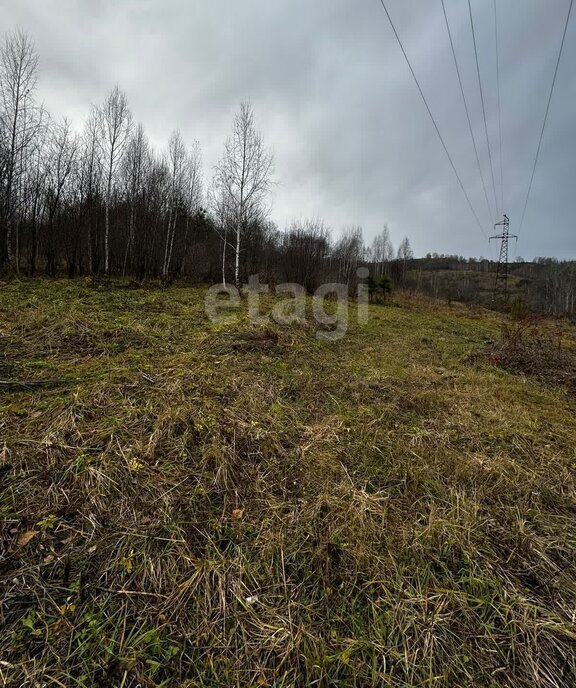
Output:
[
  {"xmin": 467, "ymin": 0, "xmax": 500, "ymax": 218},
  {"xmin": 376, "ymin": 0, "xmax": 487, "ymax": 239},
  {"xmin": 519, "ymin": 0, "xmax": 573, "ymax": 234},
  {"xmin": 494, "ymin": 0, "xmax": 504, "ymax": 212},
  {"xmin": 441, "ymin": 0, "xmax": 495, "ymax": 225}
]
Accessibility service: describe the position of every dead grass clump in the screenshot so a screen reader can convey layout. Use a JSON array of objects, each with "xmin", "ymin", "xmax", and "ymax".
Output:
[
  {"xmin": 483, "ymin": 318, "xmax": 576, "ymax": 391},
  {"xmin": 231, "ymin": 328, "xmax": 279, "ymax": 352},
  {"xmin": 210, "ymin": 327, "xmax": 281, "ymax": 354}
]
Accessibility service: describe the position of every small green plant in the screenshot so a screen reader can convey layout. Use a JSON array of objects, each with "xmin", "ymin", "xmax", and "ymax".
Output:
[
  {"xmin": 21, "ymin": 610, "xmax": 42, "ymax": 638},
  {"xmin": 379, "ymin": 275, "xmax": 392, "ymax": 295},
  {"xmin": 366, "ymin": 275, "xmax": 392, "ymax": 303},
  {"xmin": 37, "ymin": 514, "xmax": 58, "ymax": 530},
  {"xmin": 120, "ymin": 549, "xmax": 135, "ymax": 573},
  {"xmin": 73, "ymin": 452, "xmax": 93, "ymax": 474}
]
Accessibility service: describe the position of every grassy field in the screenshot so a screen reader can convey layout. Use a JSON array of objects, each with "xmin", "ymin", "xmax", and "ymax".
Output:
[{"xmin": 1, "ymin": 279, "xmax": 576, "ymax": 687}]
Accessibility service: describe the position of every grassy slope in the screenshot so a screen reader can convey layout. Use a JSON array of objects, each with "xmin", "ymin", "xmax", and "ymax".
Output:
[
  {"xmin": 1, "ymin": 280, "xmax": 576, "ymax": 687},
  {"xmin": 406, "ymin": 268, "xmax": 526, "ymax": 306}
]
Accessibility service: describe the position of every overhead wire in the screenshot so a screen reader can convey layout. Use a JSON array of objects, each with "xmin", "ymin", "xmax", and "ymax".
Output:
[
  {"xmin": 494, "ymin": 0, "xmax": 504, "ymax": 213},
  {"xmin": 518, "ymin": 0, "xmax": 574, "ymax": 235},
  {"xmin": 441, "ymin": 0, "xmax": 495, "ymax": 225},
  {"xmin": 376, "ymin": 0, "xmax": 488, "ymax": 239},
  {"xmin": 467, "ymin": 0, "xmax": 500, "ymax": 219}
]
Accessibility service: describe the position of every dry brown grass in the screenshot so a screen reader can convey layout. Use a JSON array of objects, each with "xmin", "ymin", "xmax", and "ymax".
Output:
[
  {"xmin": 479, "ymin": 316, "xmax": 576, "ymax": 391},
  {"xmin": 1, "ymin": 280, "xmax": 576, "ymax": 687}
]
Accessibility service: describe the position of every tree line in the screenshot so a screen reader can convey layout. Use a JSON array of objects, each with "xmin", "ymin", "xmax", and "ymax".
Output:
[
  {"xmin": 1, "ymin": 30, "xmax": 573, "ymax": 316},
  {"xmin": 0, "ymin": 30, "xmax": 415, "ymax": 291}
]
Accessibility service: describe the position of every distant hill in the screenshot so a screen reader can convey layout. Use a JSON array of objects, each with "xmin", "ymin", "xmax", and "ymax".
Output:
[{"xmin": 385, "ymin": 256, "xmax": 576, "ymax": 317}]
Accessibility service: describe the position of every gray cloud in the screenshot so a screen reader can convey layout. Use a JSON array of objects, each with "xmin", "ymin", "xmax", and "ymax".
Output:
[{"xmin": 1, "ymin": 0, "xmax": 574, "ymax": 259}]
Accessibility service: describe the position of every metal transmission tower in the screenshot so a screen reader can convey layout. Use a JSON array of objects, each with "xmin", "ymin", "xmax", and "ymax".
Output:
[{"xmin": 490, "ymin": 215, "xmax": 517, "ymax": 304}]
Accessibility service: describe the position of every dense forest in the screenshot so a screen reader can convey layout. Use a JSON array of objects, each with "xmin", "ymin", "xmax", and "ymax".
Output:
[{"xmin": 1, "ymin": 30, "xmax": 574, "ymax": 316}]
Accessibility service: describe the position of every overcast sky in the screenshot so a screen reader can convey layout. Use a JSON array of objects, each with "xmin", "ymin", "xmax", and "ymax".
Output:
[{"xmin": 1, "ymin": 0, "xmax": 574, "ymax": 260}]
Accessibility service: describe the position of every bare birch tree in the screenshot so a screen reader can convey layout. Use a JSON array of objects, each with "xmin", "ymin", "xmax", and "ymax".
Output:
[
  {"xmin": 121, "ymin": 122, "xmax": 149, "ymax": 275},
  {"xmin": 98, "ymin": 86, "xmax": 132, "ymax": 275},
  {"xmin": 397, "ymin": 236, "xmax": 414, "ymax": 261},
  {"xmin": 0, "ymin": 30, "xmax": 40, "ymax": 270},
  {"xmin": 22, "ymin": 109, "xmax": 49, "ymax": 275},
  {"xmin": 209, "ymin": 170, "xmax": 235, "ymax": 287},
  {"xmin": 371, "ymin": 224, "xmax": 394, "ymax": 277},
  {"xmin": 397, "ymin": 236, "xmax": 414, "ymax": 283},
  {"xmin": 80, "ymin": 108, "xmax": 104, "ymax": 273},
  {"xmin": 163, "ymin": 130, "xmax": 186, "ymax": 278},
  {"xmin": 180, "ymin": 141, "xmax": 202, "ymax": 273},
  {"xmin": 215, "ymin": 103, "xmax": 273, "ymax": 288},
  {"xmin": 43, "ymin": 117, "xmax": 78, "ymax": 275},
  {"xmin": 334, "ymin": 225, "xmax": 364, "ymax": 288}
]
